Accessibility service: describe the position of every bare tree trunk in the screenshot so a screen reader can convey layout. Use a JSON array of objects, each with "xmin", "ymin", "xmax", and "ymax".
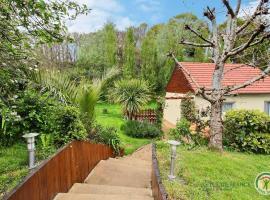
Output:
[{"xmin": 209, "ymin": 100, "xmax": 223, "ymax": 150}]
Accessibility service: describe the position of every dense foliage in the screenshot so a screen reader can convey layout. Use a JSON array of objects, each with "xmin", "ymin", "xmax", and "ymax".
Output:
[
  {"xmin": 112, "ymin": 79, "xmax": 151, "ymax": 119},
  {"xmin": 0, "ymin": 0, "xmax": 88, "ymax": 68},
  {"xmin": 75, "ymin": 13, "xmax": 210, "ymax": 94},
  {"xmin": 224, "ymin": 110, "xmax": 270, "ymax": 154},
  {"xmin": 90, "ymin": 124, "xmax": 121, "ymax": 155},
  {"xmin": 0, "ymin": 89, "xmax": 87, "ymax": 147},
  {"xmin": 121, "ymin": 120, "xmax": 162, "ymax": 139},
  {"xmin": 169, "ymin": 118, "xmax": 208, "ymax": 148},
  {"xmin": 180, "ymin": 93, "xmax": 197, "ymax": 122}
]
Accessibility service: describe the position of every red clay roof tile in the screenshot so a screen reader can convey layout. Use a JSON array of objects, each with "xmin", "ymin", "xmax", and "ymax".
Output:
[{"xmin": 174, "ymin": 62, "xmax": 270, "ymax": 94}]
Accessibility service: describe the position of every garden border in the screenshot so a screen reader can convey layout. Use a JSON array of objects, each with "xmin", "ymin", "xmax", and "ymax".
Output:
[
  {"xmin": 3, "ymin": 141, "xmax": 116, "ymax": 200},
  {"xmin": 152, "ymin": 143, "xmax": 168, "ymax": 200}
]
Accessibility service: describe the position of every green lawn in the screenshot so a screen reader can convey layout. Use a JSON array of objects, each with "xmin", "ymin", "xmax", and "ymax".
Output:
[
  {"xmin": 156, "ymin": 141, "xmax": 270, "ymax": 200},
  {"xmin": 95, "ymin": 103, "xmax": 151, "ymax": 154},
  {"xmin": 0, "ymin": 143, "xmax": 28, "ymax": 199}
]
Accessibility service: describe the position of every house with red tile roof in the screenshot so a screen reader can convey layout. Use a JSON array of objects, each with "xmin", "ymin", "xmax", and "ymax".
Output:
[{"xmin": 164, "ymin": 62, "xmax": 270, "ymax": 125}]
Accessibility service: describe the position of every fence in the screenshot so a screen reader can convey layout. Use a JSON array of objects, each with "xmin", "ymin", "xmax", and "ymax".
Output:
[
  {"xmin": 4, "ymin": 141, "xmax": 115, "ymax": 200},
  {"xmin": 151, "ymin": 143, "xmax": 168, "ymax": 200},
  {"xmin": 125, "ymin": 109, "xmax": 157, "ymax": 124}
]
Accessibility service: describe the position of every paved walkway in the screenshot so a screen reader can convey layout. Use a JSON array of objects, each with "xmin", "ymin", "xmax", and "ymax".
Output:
[{"xmin": 54, "ymin": 145, "xmax": 153, "ymax": 200}]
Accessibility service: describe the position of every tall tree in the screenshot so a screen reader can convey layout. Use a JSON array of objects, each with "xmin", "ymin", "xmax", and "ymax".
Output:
[
  {"xmin": 140, "ymin": 31, "xmax": 162, "ymax": 92},
  {"xmin": 170, "ymin": 0, "xmax": 270, "ymax": 150},
  {"xmin": 103, "ymin": 23, "xmax": 117, "ymax": 67},
  {"xmin": 123, "ymin": 27, "xmax": 136, "ymax": 78},
  {"xmin": 77, "ymin": 31, "xmax": 107, "ymax": 77}
]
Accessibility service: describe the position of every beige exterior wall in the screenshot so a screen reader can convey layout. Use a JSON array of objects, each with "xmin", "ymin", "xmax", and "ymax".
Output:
[
  {"xmin": 164, "ymin": 92, "xmax": 270, "ymax": 125},
  {"xmin": 163, "ymin": 93, "xmax": 185, "ymax": 125},
  {"xmin": 195, "ymin": 94, "xmax": 270, "ymax": 112}
]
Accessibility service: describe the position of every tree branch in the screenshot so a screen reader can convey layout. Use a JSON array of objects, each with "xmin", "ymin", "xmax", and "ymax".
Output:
[
  {"xmin": 224, "ymin": 64, "xmax": 270, "ymax": 94},
  {"xmin": 222, "ymin": 0, "xmax": 236, "ymax": 17},
  {"xmin": 223, "ymin": 64, "xmax": 247, "ymax": 75},
  {"xmin": 179, "ymin": 39, "xmax": 213, "ymax": 48},
  {"xmin": 227, "ymin": 24, "xmax": 267, "ymax": 57},
  {"xmin": 236, "ymin": 0, "xmax": 269, "ymax": 34},
  {"xmin": 184, "ymin": 24, "xmax": 215, "ymax": 46},
  {"xmin": 203, "ymin": 7, "xmax": 216, "ymax": 21},
  {"xmin": 235, "ymin": 0, "xmax": 242, "ymax": 16}
]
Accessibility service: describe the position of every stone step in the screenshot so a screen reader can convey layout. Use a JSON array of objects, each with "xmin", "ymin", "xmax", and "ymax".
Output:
[
  {"xmin": 54, "ymin": 193, "xmax": 154, "ymax": 200},
  {"xmin": 129, "ymin": 144, "xmax": 152, "ymax": 162},
  {"xmin": 69, "ymin": 183, "xmax": 152, "ymax": 196},
  {"xmin": 84, "ymin": 160, "xmax": 151, "ymax": 188},
  {"xmin": 107, "ymin": 158, "xmax": 151, "ymax": 169}
]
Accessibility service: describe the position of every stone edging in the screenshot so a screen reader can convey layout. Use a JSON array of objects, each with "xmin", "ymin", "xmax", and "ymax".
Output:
[{"xmin": 152, "ymin": 143, "xmax": 168, "ymax": 200}]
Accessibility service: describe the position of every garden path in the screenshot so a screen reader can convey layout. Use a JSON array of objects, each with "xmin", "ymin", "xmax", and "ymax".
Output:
[{"xmin": 54, "ymin": 144, "xmax": 153, "ymax": 200}]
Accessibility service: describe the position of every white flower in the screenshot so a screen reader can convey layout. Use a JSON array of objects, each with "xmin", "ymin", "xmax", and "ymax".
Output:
[
  {"xmin": 15, "ymin": 115, "xmax": 22, "ymax": 121},
  {"xmin": 10, "ymin": 111, "xmax": 17, "ymax": 116}
]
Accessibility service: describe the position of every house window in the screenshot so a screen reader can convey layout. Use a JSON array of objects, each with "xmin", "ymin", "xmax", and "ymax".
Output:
[
  {"xmin": 265, "ymin": 102, "xmax": 270, "ymax": 116},
  {"xmin": 222, "ymin": 102, "xmax": 234, "ymax": 113}
]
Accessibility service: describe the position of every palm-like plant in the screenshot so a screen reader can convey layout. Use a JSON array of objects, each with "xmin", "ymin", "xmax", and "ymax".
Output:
[
  {"xmin": 112, "ymin": 79, "xmax": 151, "ymax": 120},
  {"xmin": 32, "ymin": 68, "xmax": 78, "ymax": 103},
  {"xmin": 32, "ymin": 67, "xmax": 120, "ymax": 132},
  {"xmin": 76, "ymin": 79, "xmax": 99, "ymax": 131}
]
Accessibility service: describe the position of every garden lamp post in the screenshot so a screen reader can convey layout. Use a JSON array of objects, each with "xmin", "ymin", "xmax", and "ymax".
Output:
[
  {"xmin": 23, "ymin": 133, "xmax": 39, "ymax": 169},
  {"xmin": 168, "ymin": 140, "xmax": 180, "ymax": 181}
]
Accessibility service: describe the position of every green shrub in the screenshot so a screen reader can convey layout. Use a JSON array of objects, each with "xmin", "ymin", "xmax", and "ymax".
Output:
[
  {"xmin": 241, "ymin": 132, "xmax": 270, "ymax": 154},
  {"xmin": 90, "ymin": 124, "xmax": 121, "ymax": 154},
  {"xmin": 169, "ymin": 118, "xmax": 208, "ymax": 148},
  {"xmin": 102, "ymin": 108, "xmax": 108, "ymax": 114},
  {"xmin": 224, "ymin": 109, "xmax": 270, "ymax": 154},
  {"xmin": 181, "ymin": 93, "xmax": 196, "ymax": 122},
  {"xmin": 53, "ymin": 106, "xmax": 87, "ymax": 146},
  {"xmin": 0, "ymin": 101, "xmax": 22, "ymax": 145},
  {"xmin": 36, "ymin": 134, "xmax": 56, "ymax": 160},
  {"xmin": 170, "ymin": 118, "xmax": 191, "ymax": 140},
  {"xmin": 121, "ymin": 120, "xmax": 162, "ymax": 138},
  {"xmin": 0, "ymin": 89, "xmax": 87, "ymax": 147}
]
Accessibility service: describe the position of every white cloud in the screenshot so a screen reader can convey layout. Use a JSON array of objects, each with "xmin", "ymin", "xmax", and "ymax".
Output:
[
  {"xmin": 135, "ymin": 0, "xmax": 161, "ymax": 24},
  {"xmin": 238, "ymin": 0, "xmax": 259, "ymax": 18},
  {"xmin": 238, "ymin": 0, "xmax": 269, "ymax": 23},
  {"xmin": 136, "ymin": 0, "xmax": 160, "ymax": 12},
  {"xmin": 67, "ymin": 0, "xmax": 135, "ymax": 33}
]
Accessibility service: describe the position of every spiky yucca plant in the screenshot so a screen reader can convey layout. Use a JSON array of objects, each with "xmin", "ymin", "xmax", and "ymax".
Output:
[{"xmin": 112, "ymin": 79, "xmax": 151, "ymax": 120}]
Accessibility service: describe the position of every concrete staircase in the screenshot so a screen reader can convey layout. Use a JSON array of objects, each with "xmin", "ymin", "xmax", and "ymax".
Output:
[{"xmin": 54, "ymin": 145, "xmax": 153, "ymax": 200}]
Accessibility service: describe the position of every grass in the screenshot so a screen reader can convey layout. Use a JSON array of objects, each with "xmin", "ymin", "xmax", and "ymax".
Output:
[
  {"xmin": 156, "ymin": 141, "xmax": 270, "ymax": 200},
  {"xmin": 0, "ymin": 143, "xmax": 28, "ymax": 199},
  {"xmin": 95, "ymin": 103, "xmax": 151, "ymax": 154}
]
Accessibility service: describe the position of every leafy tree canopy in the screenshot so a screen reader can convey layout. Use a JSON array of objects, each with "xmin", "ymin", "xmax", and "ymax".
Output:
[{"xmin": 0, "ymin": 0, "xmax": 89, "ymax": 67}]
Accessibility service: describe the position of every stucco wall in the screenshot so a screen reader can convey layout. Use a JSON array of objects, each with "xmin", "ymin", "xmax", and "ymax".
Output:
[
  {"xmin": 164, "ymin": 92, "xmax": 270, "ymax": 125},
  {"xmin": 163, "ymin": 93, "xmax": 185, "ymax": 125},
  {"xmin": 195, "ymin": 94, "xmax": 270, "ymax": 112}
]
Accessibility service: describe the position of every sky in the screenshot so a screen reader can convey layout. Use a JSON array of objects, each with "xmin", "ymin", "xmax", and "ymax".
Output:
[{"xmin": 68, "ymin": 0, "xmax": 258, "ymax": 33}]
